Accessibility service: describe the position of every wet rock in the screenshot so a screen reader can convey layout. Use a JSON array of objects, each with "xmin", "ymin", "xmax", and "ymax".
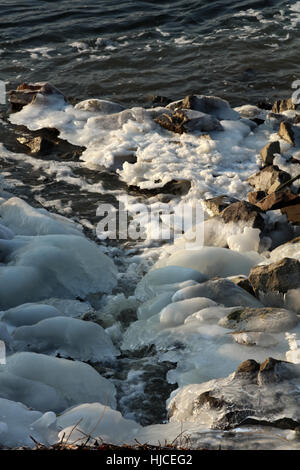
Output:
[
  {"xmin": 203, "ymin": 195, "xmax": 239, "ymax": 216},
  {"xmin": 249, "ymin": 257, "xmax": 300, "ymax": 295},
  {"xmin": 14, "ymin": 127, "xmax": 85, "ymax": 160},
  {"xmin": 148, "ymin": 95, "xmax": 171, "ymax": 107},
  {"xmin": 180, "ymin": 95, "xmax": 239, "ymax": 120},
  {"xmin": 247, "ymin": 166, "xmax": 291, "ymax": 193},
  {"xmin": 9, "ymin": 82, "xmax": 66, "ymax": 112},
  {"xmin": 228, "ymin": 276, "xmax": 255, "ymax": 296},
  {"xmin": 169, "ymin": 358, "xmax": 300, "ymax": 431},
  {"xmin": 220, "ymin": 201, "xmax": 265, "ymax": 230},
  {"xmin": 128, "ymin": 179, "xmax": 191, "ymax": 197},
  {"xmin": 254, "ymin": 191, "xmax": 299, "ymax": 212},
  {"xmin": 257, "ymin": 357, "xmax": 291, "ymax": 385},
  {"xmin": 219, "ymin": 306, "xmax": 298, "ymax": 333},
  {"xmin": 248, "ymin": 190, "xmax": 266, "ymax": 205},
  {"xmin": 256, "ymin": 101, "xmax": 273, "ymax": 111},
  {"xmin": 236, "ymin": 359, "xmax": 260, "ymax": 377},
  {"xmin": 154, "ymin": 108, "xmax": 223, "ymax": 134},
  {"xmin": 17, "ymin": 135, "xmax": 54, "ymax": 155},
  {"xmin": 278, "ymin": 121, "xmax": 295, "ymax": 146},
  {"xmin": 272, "ymin": 98, "xmax": 296, "ymax": 114},
  {"xmin": 260, "ymin": 141, "xmax": 281, "ymax": 166}
]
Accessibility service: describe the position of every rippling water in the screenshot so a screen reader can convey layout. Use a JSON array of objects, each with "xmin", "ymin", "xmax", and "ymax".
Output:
[{"xmin": 1, "ymin": 0, "xmax": 300, "ymax": 106}]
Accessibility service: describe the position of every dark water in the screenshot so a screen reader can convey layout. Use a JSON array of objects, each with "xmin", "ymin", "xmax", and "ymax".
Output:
[{"xmin": 0, "ymin": 0, "xmax": 299, "ymax": 107}]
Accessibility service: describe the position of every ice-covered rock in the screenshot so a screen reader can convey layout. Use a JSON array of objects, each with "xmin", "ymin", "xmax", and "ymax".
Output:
[
  {"xmin": 0, "ymin": 197, "xmax": 83, "ymax": 236},
  {"xmin": 232, "ymin": 331, "xmax": 278, "ymax": 347},
  {"xmin": 0, "ymin": 352, "xmax": 116, "ymax": 412},
  {"xmin": 134, "ymin": 266, "xmax": 207, "ymax": 302},
  {"xmin": 137, "ymin": 291, "xmax": 175, "ymax": 321},
  {"xmin": 180, "ymin": 95, "xmax": 240, "ymax": 121},
  {"xmin": 235, "ymin": 104, "xmax": 266, "ymax": 120},
  {"xmin": 160, "ymin": 297, "xmax": 218, "ymax": 327},
  {"xmin": 172, "ymin": 278, "xmax": 263, "ymax": 307},
  {"xmin": 0, "ymin": 398, "xmax": 57, "ymax": 448},
  {"xmin": 153, "ymin": 247, "xmax": 262, "ymax": 279},
  {"xmin": 74, "ymin": 98, "xmax": 125, "ymax": 114},
  {"xmin": 0, "ymin": 222, "xmax": 14, "ymax": 240},
  {"xmin": 219, "ymin": 306, "xmax": 298, "ymax": 333},
  {"xmin": 12, "ymin": 316, "xmax": 119, "ymax": 361},
  {"xmin": 270, "ymin": 237, "xmax": 300, "ymax": 262},
  {"xmin": 40, "ymin": 298, "xmax": 93, "ymax": 318},
  {"xmin": 57, "ymin": 403, "xmax": 141, "ymax": 445},
  {"xmin": 1, "ymin": 303, "xmax": 61, "ymax": 327},
  {"xmin": 0, "ymin": 234, "xmax": 118, "ymax": 309},
  {"xmin": 168, "ymin": 358, "xmax": 300, "ymax": 430}
]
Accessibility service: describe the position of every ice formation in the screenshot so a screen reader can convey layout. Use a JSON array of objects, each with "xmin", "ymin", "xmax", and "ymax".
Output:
[
  {"xmin": 56, "ymin": 403, "xmax": 141, "ymax": 445},
  {"xmin": 12, "ymin": 316, "xmax": 119, "ymax": 361},
  {"xmin": 0, "ymin": 352, "xmax": 116, "ymax": 412},
  {"xmin": 0, "ymin": 231, "xmax": 118, "ymax": 309}
]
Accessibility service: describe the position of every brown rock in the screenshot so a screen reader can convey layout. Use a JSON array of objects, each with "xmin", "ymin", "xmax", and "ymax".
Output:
[
  {"xmin": 236, "ymin": 359, "xmax": 260, "ymax": 376},
  {"xmin": 247, "ymin": 165, "xmax": 291, "ymax": 192},
  {"xmin": 221, "ymin": 201, "xmax": 265, "ymax": 230},
  {"xmin": 248, "ymin": 190, "xmax": 266, "ymax": 205},
  {"xmin": 260, "ymin": 141, "xmax": 281, "ymax": 166},
  {"xmin": 278, "ymin": 121, "xmax": 295, "ymax": 146},
  {"xmin": 249, "ymin": 257, "xmax": 300, "ymax": 295},
  {"xmin": 17, "ymin": 135, "xmax": 54, "ymax": 155},
  {"xmin": 281, "ymin": 204, "xmax": 300, "ymax": 224},
  {"xmin": 272, "ymin": 98, "xmax": 296, "ymax": 114},
  {"xmin": 154, "ymin": 108, "xmax": 223, "ymax": 134},
  {"xmin": 203, "ymin": 195, "xmax": 239, "ymax": 216},
  {"xmin": 229, "ymin": 276, "xmax": 256, "ymax": 296},
  {"xmin": 255, "ymin": 191, "xmax": 299, "ymax": 211},
  {"xmin": 9, "ymin": 82, "xmax": 67, "ymax": 112},
  {"xmin": 14, "ymin": 127, "xmax": 85, "ymax": 160}
]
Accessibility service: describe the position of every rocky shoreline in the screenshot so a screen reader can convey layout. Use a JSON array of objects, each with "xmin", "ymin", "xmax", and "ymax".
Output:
[{"xmin": 1, "ymin": 82, "xmax": 300, "ymax": 449}]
